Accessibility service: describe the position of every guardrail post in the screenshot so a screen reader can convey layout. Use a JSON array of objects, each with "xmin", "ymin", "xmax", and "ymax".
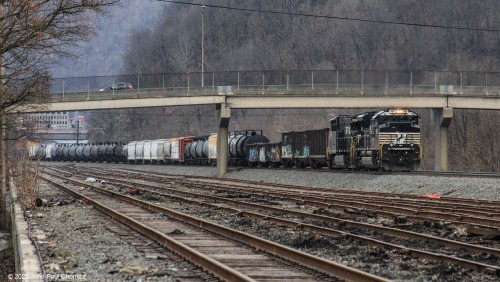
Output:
[
  {"xmin": 137, "ymin": 74, "xmax": 140, "ymax": 96},
  {"xmin": 460, "ymin": 72, "xmax": 463, "ymax": 94},
  {"xmin": 485, "ymin": 73, "xmax": 489, "ymax": 95},
  {"xmin": 385, "ymin": 71, "xmax": 388, "ymax": 95},
  {"xmin": 286, "ymin": 74, "xmax": 289, "ymax": 91},
  {"xmin": 87, "ymin": 80, "xmax": 90, "ymax": 100},
  {"xmin": 336, "ymin": 70, "xmax": 339, "ymax": 94},
  {"xmin": 162, "ymin": 74, "xmax": 165, "ymax": 93},
  {"xmin": 62, "ymin": 79, "xmax": 65, "ymax": 100},
  {"xmin": 434, "ymin": 71, "xmax": 437, "ymax": 94},
  {"xmin": 212, "ymin": 72, "xmax": 215, "ymax": 91},
  {"xmin": 311, "ymin": 71, "xmax": 314, "ymax": 91},
  {"xmin": 361, "ymin": 70, "xmax": 364, "ymax": 95},
  {"xmin": 237, "ymin": 72, "xmax": 240, "ymax": 91},
  {"xmin": 113, "ymin": 76, "xmax": 115, "ymax": 96},
  {"xmin": 410, "ymin": 71, "xmax": 413, "ymax": 95},
  {"xmin": 262, "ymin": 73, "xmax": 265, "ymax": 94},
  {"xmin": 187, "ymin": 72, "xmax": 190, "ymax": 93}
]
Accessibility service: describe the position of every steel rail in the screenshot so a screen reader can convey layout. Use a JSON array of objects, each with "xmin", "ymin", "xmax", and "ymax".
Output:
[
  {"xmin": 119, "ymin": 180, "xmax": 500, "ymax": 275},
  {"xmin": 41, "ymin": 177, "xmax": 257, "ymax": 282},
  {"xmin": 64, "ymin": 166, "xmax": 500, "ymax": 234},
  {"xmin": 47, "ymin": 167, "xmax": 500, "ymax": 258},
  {"xmin": 42, "ymin": 171, "xmax": 389, "ymax": 282},
  {"xmin": 45, "ymin": 167, "xmax": 500, "ymax": 276},
  {"xmin": 106, "ymin": 167, "xmax": 500, "ymax": 228},
  {"xmin": 115, "ymin": 167, "xmax": 500, "ymax": 206}
]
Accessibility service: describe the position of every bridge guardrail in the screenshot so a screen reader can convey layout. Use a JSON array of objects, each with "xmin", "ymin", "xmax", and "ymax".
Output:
[{"xmin": 48, "ymin": 84, "xmax": 500, "ymax": 103}]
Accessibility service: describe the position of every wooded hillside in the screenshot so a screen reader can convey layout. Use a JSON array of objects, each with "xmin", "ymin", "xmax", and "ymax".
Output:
[{"xmin": 88, "ymin": 0, "xmax": 500, "ymax": 171}]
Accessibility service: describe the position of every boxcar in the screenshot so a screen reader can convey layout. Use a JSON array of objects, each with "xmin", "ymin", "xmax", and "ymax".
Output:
[{"xmin": 208, "ymin": 133, "xmax": 217, "ymax": 165}]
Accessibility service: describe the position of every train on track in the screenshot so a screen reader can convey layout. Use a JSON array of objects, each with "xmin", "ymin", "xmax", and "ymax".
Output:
[{"xmin": 28, "ymin": 108, "xmax": 422, "ymax": 171}]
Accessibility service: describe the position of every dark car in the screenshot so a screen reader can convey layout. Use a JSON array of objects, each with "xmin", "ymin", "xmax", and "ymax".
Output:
[{"xmin": 98, "ymin": 82, "xmax": 133, "ymax": 91}]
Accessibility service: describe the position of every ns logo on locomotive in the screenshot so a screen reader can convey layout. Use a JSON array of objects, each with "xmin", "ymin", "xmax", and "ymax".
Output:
[{"xmin": 28, "ymin": 108, "xmax": 421, "ymax": 171}]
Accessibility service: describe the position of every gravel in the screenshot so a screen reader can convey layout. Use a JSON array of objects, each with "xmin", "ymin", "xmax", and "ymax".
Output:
[
  {"xmin": 50, "ymin": 163, "xmax": 500, "ymax": 200},
  {"xmin": 26, "ymin": 180, "xmax": 188, "ymax": 281}
]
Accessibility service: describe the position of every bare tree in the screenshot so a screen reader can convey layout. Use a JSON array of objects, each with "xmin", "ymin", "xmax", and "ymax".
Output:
[{"xmin": 0, "ymin": 0, "xmax": 118, "ymax": 229}]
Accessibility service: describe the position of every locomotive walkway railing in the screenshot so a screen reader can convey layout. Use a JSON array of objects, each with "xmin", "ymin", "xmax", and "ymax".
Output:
[{"xmin": 49, "ymin": 70, "xmax": 499, "ymax": 103}]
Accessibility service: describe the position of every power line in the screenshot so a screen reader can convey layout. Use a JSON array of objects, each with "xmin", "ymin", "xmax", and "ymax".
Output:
[{"xmin": 157, "ymin": 0, "xmax": 500, "ymax": 32}]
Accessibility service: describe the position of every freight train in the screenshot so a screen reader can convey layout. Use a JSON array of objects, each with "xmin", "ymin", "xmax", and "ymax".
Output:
[{"xmin": 28, "ymin": 109, "xmax": 421, "ymax": 171}]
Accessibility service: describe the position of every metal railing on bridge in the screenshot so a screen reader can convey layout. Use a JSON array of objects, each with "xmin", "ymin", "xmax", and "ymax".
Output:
[{"xmin": 49, "ymin": 70, "xmax": 500, "ymax": 102}]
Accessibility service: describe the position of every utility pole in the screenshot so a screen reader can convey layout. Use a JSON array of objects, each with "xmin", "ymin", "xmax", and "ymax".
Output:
[
  {"xmin": 0, "ymin": 3, "xmax": 6, "ymax": 230},
  {"xmin": 76, "ymin": 120, "xmax": 80, "ymax": 145},
  {"xmin": 201, "ymin": 4, "xmax": 205, "ymax": 88}
]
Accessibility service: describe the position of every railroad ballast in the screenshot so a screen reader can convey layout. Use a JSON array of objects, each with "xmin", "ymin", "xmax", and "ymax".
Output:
[{"xmin": 29, "ymin": 108, "xmax": 421, "ymax": 171}]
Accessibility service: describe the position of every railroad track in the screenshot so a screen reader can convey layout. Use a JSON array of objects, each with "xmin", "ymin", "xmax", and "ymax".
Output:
[
  {"xmin": 41, "ymin": 169, "xmax": 387, "ymax": 282},
  {"xmin": 47, "ymin": 165, "xmax": 500, "ymax": 281},
  {"xmin": 42, "ymin": 161, "xmax": 500, "ymax": 179}
]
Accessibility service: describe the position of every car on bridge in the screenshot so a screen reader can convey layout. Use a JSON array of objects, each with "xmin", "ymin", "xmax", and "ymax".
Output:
[{"xmin": 98, "ymin": 82, "xmax": 133, "ymax": 91}]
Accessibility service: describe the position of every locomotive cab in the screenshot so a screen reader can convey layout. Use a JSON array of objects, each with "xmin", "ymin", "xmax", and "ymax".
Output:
[{"xmin": 376, "ymin": 109, "xmax": 421, "ymax": 171}]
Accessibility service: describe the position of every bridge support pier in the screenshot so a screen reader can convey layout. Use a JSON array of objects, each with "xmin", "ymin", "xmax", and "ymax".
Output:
[
  {"xmin": 216, "ymin": 104, "xmax": 230, "ymax": 178},
  {"xmin": 432, "ymin": 108, "xmax": 453, "ymax": 172}
]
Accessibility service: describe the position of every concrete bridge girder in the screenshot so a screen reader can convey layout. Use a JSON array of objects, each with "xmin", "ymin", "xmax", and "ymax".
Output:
[
  {"xmin": 432, "ymin": 108, "xmax": 453, "ymax": 172},
  {"xmin": 216, "ymin": 105, "xmax": 230, "ymax": 178}
]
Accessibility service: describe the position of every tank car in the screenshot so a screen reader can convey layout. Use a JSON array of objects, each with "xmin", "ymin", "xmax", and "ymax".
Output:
[
  {"xmin": 185, "ymin": 136, "xmax": 209, "ymax": 165},
  {"xmin": 82, "ymin": 144, "xmax": 91, "ymax": 162},
  {"xmin": 68, "ymin": 145, "xmax": 77, "ymax": 162},
  {"xmin": 45, "ymin": 143, "xmax": 56, "ymax": 161},
  {"xmin": 97, "ymin": 144, "xmax": 106, "ymax": 162},
  {"xmin": 228, "ymin": 130, "xmax": 269, "ymax": 166},
  {"xmin": 62, "ymin": 145, "xmax": 70, "ymax": 162}
]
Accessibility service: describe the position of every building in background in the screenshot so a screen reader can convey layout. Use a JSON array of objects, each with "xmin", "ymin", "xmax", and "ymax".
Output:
[{"xmin": 23, "ymin": 111, "xmax": 88, "ymax": 142}]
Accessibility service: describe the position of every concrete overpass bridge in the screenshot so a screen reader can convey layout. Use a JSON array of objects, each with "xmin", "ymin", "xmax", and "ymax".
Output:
[{"xmin": 11, "ymin": 70, "xmax": 500, "ymax": 175}]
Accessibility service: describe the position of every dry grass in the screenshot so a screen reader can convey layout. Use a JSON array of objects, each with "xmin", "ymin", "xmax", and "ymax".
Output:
[{"xmin": 11, "ymin": 151, "xmax": 43, "ymax": 210}]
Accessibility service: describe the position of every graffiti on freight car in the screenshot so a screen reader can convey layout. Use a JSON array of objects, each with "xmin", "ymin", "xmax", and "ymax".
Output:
[
  {"xmin": 267, "ymin": 145, "xmax": 280, "ymax": 161},
  {"xmin": 282, "ymin": 145, "xmax": 292, "ymax": 158},
  {"xmin": 294, "ymin": 146, "xmax": 309, "ymax": 158},
  {"xmin": 248, "ymin": 147, "xmax": 258, "ymax": 162},
  {"xmin": 259, "ymin": 147, "xmax": 266, "ymax": 162}
]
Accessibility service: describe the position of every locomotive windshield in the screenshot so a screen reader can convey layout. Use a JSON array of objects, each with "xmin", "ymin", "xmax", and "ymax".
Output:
[
  {"xmin": 378, "ymin": 113, "xmax": 419, "ymax": 132},
  {"xmin": 378, "ymin": 115, "xmax": 418, "ymax": 124}
]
